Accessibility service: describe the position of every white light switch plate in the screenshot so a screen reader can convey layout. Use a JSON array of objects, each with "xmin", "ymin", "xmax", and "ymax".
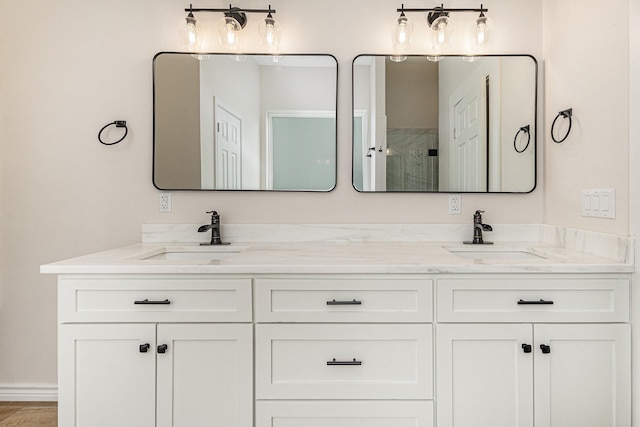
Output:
[{"xmin": 581, "ymin": 189, "xmax": 615, "ymax": 219}]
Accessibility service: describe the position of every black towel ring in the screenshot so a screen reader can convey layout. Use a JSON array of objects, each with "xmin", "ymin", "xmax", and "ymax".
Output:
[
  {"xmin": 98, "ymin": 120, "xmax": 128, "ymax": 145},
  {"xmin": 550, "ymin": 108, "xmax": 572, "ymax": 144},
  {"xmin": 514, "ymin": 124, "xmax": 531, "ymax": 153}
]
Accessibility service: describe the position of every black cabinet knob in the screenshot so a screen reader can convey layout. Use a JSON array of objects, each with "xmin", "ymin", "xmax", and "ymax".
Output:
[
  {"xmin": 521, "ymin": 343, "xmax": 532, "ymax": 353},
  {"xmin": 540, "ymin": 344, "xmax": 551, "ymax": 354},
  {"xmin": 139, "ymin": 343, "xmax": 150, "ymax": 353},
  {"xmin": 157, "ymin": 344, "xmax": 168, "ymax": 354}
]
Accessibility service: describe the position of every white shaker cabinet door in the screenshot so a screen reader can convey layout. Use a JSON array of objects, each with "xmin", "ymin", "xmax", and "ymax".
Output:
[
  {"xmin": 436, "ymin": 323, "xmax": 534, "ymax": 427},
  {"xmin": 58, "ymin": 324, "xmax": 157, "ymax": 427},
  {"xmin": 156, "ymin": 323, "xmax": 253, "ymax": 427},
  {"xmin": 534, "ymin": 324, "xmax": 631, "ymax": 427}
]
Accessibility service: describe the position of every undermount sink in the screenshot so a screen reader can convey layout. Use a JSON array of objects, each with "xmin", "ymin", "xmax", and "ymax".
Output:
[
  {"xmin": 138, "ymin": 246, "xmax": 246, "ymax": 261},
  {"xmin": 445, "ymin": 246, "xmax": 548, "ymax": 260}
]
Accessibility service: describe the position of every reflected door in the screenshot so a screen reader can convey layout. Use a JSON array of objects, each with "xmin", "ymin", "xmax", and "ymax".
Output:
[
  {"xmin": 215, "ymin": 105, "xmax": 242, "ymax": 189},
  {"xmin": 450, "ymin": 77, "xmax": 487, "ymax": 192}
]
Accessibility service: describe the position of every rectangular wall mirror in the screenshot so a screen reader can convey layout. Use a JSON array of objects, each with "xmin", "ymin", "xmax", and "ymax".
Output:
[
  {"xmin": 154, "ymin": 53, "xmax": 337, "ymax": 191},
  {"xmin": 352, "ymin": 54, "xmax": 537, "ymax": 193}
]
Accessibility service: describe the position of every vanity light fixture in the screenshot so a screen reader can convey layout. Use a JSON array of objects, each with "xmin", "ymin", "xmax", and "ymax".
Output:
[
  {"xmin": 426, "ymin": 6, "xmax": 452, "ymax": 52},
  {"xmin": 258, "ymin": 7, "xmax": 281, "ymax": 53},
  {"xmin": 179, "ymin": 4, "xmax": 203, "ymax": 52},
  {"xmin": 181, "ymin": 4, "xmax": 281, "ymax": 54},
  {"xmin": 393, "ymin": 4, "xmax": 491, "ymax": 55},
  {"xmin": 472, "ymin": 7, "xmax": 493, "ymax": 52},
  {"xmin": 218, "ymin": 9, "xmax": 246, "ymax": 52},
  {"xmin": 391, "ymin": 4, "xmax": 414, "ymax": 62}
]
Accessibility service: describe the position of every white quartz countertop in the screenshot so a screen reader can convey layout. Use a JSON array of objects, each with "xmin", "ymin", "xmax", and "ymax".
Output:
[{"xmin": 40, "ymin": 241, "xmax": 634, "ymax": 275}]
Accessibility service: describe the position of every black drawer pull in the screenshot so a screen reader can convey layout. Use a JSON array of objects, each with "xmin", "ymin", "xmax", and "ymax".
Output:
[
  {"xmin": 522, "ymin": 343, "xmax": 532, "ymax": 353},
  {"xmin": 540, "ymin": 344, "xmax": 551, "ymax": 354},
  {"xmin": 157, "ymin": 344, "xmax": 168, "ymax": 354},
  {"xmin": 327, "ymin": 358, "xmax": 362, "ymax": 366},
  {"xmin": 134, "ymin": 299, "xmax": 171, "ymax": 305},
  {"xmin": 327, "ymin": 299, "xmax": 362, "ymax": 306},
  {"xmin": 517, "ymin": 299, "xmax": 554, "ymax": 305},
  {"xmin": 139, "ymin": 343, "xmax": 150, "ymax": 353}
]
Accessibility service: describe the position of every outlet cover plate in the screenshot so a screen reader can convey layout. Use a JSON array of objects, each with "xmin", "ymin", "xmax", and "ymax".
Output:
[
  {"xmin": 159, "ymin": 192, "xmax": 172, "ymax": 213},
  {"xmin": 449, "ymin": 194, "xmax": 461, "ymax": 215}
]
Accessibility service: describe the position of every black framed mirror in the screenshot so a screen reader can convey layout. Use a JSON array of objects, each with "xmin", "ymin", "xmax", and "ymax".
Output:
[
  {"xmin": 153, "ymin": 52, "xmax": 338, "ymax": 191},
  {"xmin": 352, "ymin": 54, "xmax": 537, "ymax": 193}
]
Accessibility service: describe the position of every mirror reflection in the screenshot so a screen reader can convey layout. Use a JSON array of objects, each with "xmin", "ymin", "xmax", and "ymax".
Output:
[
  {"xmin": 154, "ymin": 53, "xmax": 337, "ymax": 191},
  {"xmin": 352, "ymin": 55, "xmax": 537, "ymax": 193}
]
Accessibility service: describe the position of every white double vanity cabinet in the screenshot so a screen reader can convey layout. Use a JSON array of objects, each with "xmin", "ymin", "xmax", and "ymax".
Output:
[{"xmin": 42, "ymin": 232, "xmax": 632, "ymax": 427}]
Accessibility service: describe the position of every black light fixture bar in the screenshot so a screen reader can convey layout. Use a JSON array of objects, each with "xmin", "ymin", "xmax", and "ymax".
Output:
[
  {"xmin": 184, "ymin": 5, "xmax": 275, "ymax": 14},
  {"xmin": 396, "ymin": 4, "xmax": 487, "ymax": 13}
]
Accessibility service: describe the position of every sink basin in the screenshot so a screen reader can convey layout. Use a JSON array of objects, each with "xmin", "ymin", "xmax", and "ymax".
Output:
[
  {"xmin": 137, "ymin": 246, "xmax": 246, "ymax": 261},
  {"xmin": 445, "ymin": 246, "xmax": 548, "ymax": 260}
]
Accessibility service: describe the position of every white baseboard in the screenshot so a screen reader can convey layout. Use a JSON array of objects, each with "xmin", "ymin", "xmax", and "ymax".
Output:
[{"xmin": 0, "ymin": 384, "xmax": 57, "ymax": 401}]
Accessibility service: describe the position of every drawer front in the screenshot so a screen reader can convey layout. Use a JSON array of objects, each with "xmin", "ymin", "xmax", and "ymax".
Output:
[
  {"xmin": 58, "ymin": 276, "xmax": 252, "ymax": 322},
  {"xmin": 437, "ymin": 277, "xmax": 629, "ymax": 323},
  {"xmin": 255, "ymin": 278, "xmax": 432, "ymax": 322},
  {"xmin": 256, "ymin": 401, "xmax": 433, "ymax": 427},
  {"xmin": 256, "ymin": 324, "xmax": 433, "ymax": 400}
]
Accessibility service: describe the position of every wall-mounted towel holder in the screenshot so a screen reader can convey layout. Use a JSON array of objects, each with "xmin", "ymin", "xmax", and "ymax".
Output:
[
  {"xmin": 551, "ymin": 108, "xmax": 572, "ymax": 143},
  {"xmin": 98, "ymin": 120, "xmax": 128, "ymax": 146},
  {"xmin": 514, "ymin": 124, "xmax": 531, "ymax": 153}
]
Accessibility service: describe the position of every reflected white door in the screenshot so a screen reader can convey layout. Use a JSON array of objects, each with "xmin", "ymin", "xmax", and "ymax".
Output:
[
  {"xmin": 215, "ymin": 105, "xmax": 242, "ymax": 189},
  {"xmin": 451, "ymin": 78, "xmax": 487, "ymax": 191}
]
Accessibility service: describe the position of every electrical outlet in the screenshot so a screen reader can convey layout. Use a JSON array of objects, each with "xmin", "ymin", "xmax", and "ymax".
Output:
[
  {"xmin": 449, "ymin": 194, "xmax": 461, "ymax": 215},
  {"xmin": 159, "ymin": 192, "xmax": 172, "ymax": 213}
]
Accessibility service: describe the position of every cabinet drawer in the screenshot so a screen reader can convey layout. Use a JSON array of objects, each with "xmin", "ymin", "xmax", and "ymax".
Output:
[
  {"xmin": 437, "ymin": 277, "xmax": 629, "ymax": 323},
  {"xmin": 256, "ymin": 401, "xmax": 433, "ymax": 427},
  {"xmin": 255, "ymin": 278, "xmax": 432, "ymax": 322},
  {"xmin": 255, "ymin": 324, "xmax": 432, "ymax": 399},
  {"xmin": 58, "ymin": 276, "xmax": 252, "ymax": 322}
]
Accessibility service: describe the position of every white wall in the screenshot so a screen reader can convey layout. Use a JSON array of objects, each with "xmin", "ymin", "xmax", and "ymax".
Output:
[
  {"xmin": 0, "ymin": 0, "xmax": 544, "ymax": 390},
  {"xmin": 543, "ymin": 0, "xmax": 630, "ymax": 235}
]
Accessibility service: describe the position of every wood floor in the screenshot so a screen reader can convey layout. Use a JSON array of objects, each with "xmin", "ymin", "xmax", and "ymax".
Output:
[{"xmin": 0, "ymin": 402, "xmax": 57, "ymax": 427}]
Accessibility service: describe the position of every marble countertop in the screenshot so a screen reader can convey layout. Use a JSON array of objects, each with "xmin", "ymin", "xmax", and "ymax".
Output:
[{"xmin": 40, "ymin": 241, "xmax": 634, "ymax": 275}]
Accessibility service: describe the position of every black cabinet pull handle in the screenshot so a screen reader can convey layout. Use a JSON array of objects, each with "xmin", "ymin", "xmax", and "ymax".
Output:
[
  {"xmin": 139, "ymin": 343, "xmax": 150, "ymax": 353},
  {"xmin": 522, "ymin": 343, "xmax": 532, "ymax": 353},
  {"xmin": 327, "ymin": 299, "xmax": 362, "ymax": 306},
  {"xmin": 157, "ymin": 344, "xmax": 168, "ymax": 354},
  {"xmin": 327, "ymin": 358, "xmax": 362, "ymax": 366},
  {"xmin": 517, "ymin": 299, "xmax": 554, "ymax": 305},
  {"xmin": 134, "ymin": 299, "xmax": 171, "ymax": 305},
  {"xmin": 540, "ymin": 344, "xmax": 551, "ymax": 354}
]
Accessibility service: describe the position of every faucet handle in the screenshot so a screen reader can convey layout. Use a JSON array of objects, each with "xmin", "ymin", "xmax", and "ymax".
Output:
[
  {"xmin": 206, "ymin": 210, "xmax": 219, "ymax": 215},
  {"xmin": 474, "ymin": 210, "xmax": 485, "ymax": 215}
]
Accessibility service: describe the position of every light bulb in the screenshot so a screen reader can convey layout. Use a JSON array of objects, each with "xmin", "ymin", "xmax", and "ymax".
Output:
[
  {"xmin": 259, "ymin": 14, "xmax": 281, "ymax": 53},
  {"xmin": 218, "ymin": 16, "xmax": 244, "ymax": 52},
  {"xmin": 178, "ymin": 9, "xmax": 202, "ymax": 52},
  {"xmin": 392, "ymin": 14, "xmax": 413, "ymax": 55}
]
